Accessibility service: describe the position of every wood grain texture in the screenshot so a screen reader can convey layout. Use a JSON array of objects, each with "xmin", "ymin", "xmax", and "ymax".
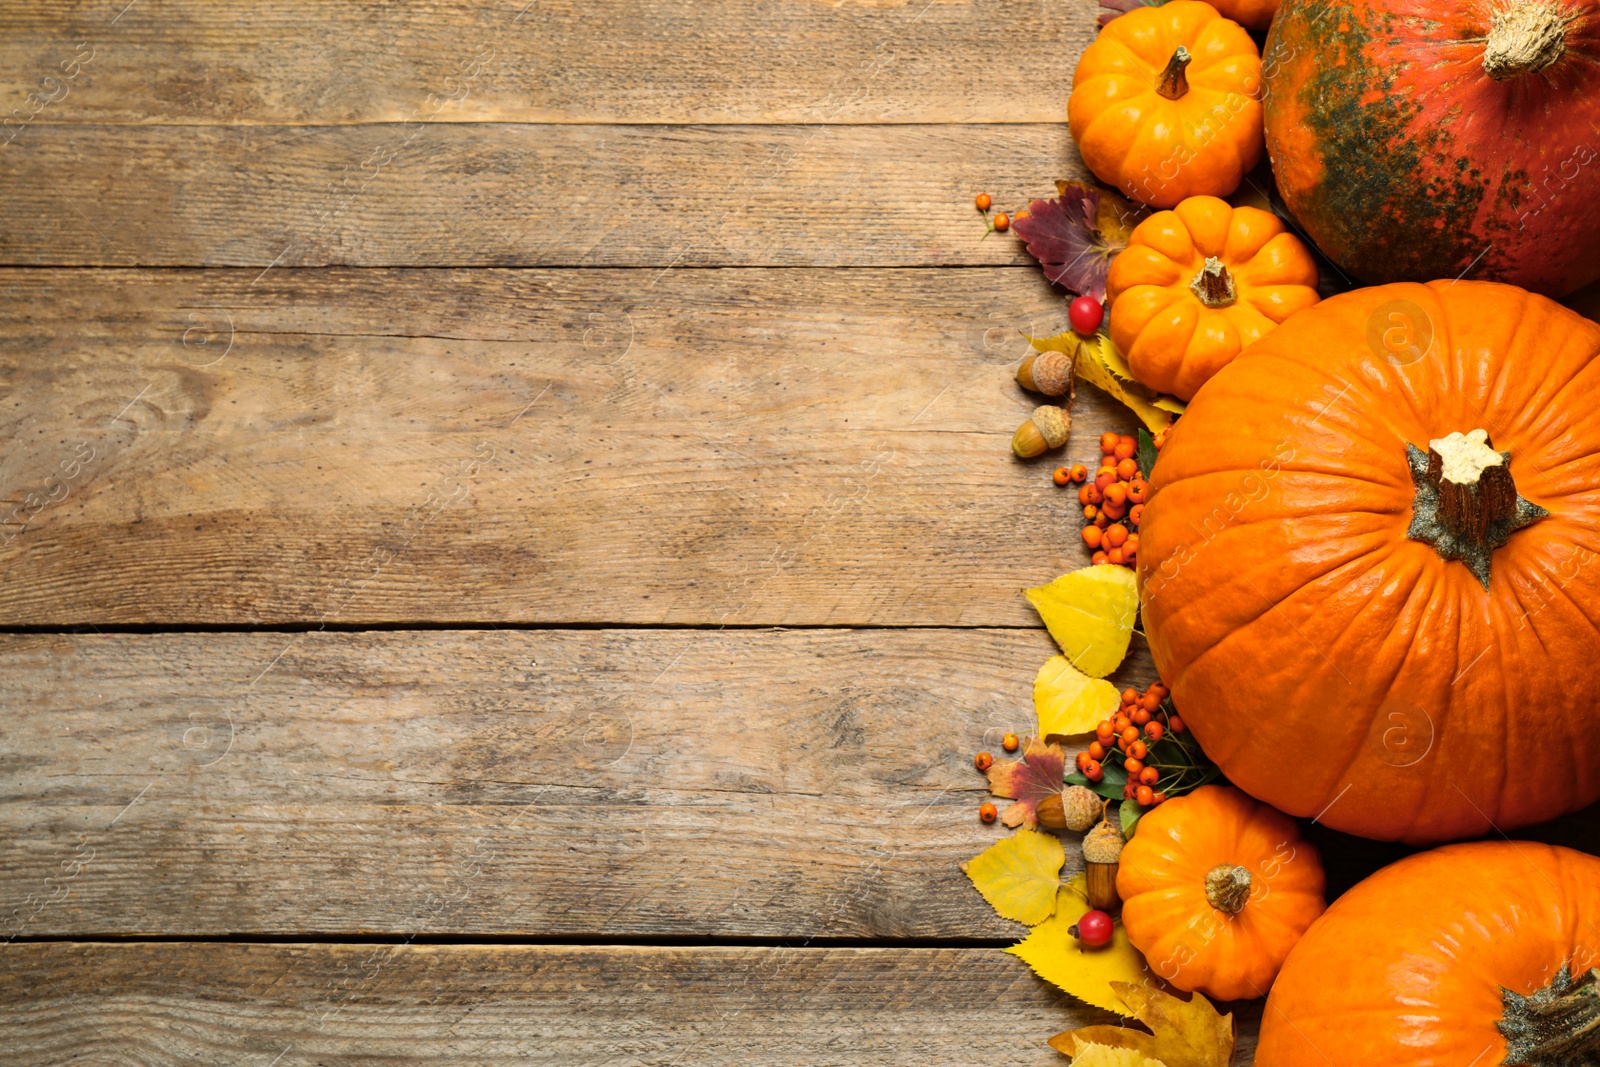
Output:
[
  {"xmin": 0, "ymin": 627, "xmax": 1164, "ymax": 940},
  {"xmin": 0, "ymin": 266, "xmax": 1132, "ymax": 627},
  {"xmin": 0, "ymin": 124, "xmax": 1079, "ymax": 267},
  {"xmin": 0, "ymin": 942, "xmax": 1264, "ymax": 1066},
  {"xmin": 0, "ymin": 0, "xmax": 1093, "ymax": 126}
]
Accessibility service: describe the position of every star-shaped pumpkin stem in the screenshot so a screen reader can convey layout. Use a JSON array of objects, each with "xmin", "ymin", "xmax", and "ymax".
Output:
[{"xmin": 1407, "ymin": 430, "xmax": 1547, "ymax": 589}]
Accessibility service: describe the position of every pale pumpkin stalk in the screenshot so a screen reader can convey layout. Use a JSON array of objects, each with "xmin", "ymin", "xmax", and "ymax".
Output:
[
  {"xmin": 1406, "ymin": 429, "xmax": 1547, "ymax": 588},
  {"xmin": 1155, "ymin": 46, "xmax": 1192, "ymax": 100},
  {"xmin": 1499, "ymin": 965, "xmax": 1600, "ymax": 1067},
  {"xmin": 1188, "ymin": 257, "xmax": 1237, "ymax": 309},
  {"xmin": 1482, "ymin": 0, "xmax": 1573, "ymax": 81}
]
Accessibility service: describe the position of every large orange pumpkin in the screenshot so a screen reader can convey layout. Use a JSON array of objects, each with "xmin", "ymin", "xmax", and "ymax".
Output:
[
  {"xmin": 1263, "ymin": 0, "xmax": 1600, "ymax": 297},
  {"xmin": 1257, "ymin": 841, "xmax": 1600, "ymax": 1067},
  {"xmin": 1069, "ymin": 0, "xmax": 1264, "ymax": 209},
  {"xmin": 1138, "ymin": 280, "xmax": 1600, "ymax": 843},
  {"xmin": 1117, "ymin": 785, "xmax": 1325, "ymax": 1001}
]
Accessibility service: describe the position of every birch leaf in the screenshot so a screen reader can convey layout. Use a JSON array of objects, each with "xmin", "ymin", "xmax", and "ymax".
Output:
[
  {"xmin": 1025, "ymin": 565, "xmax": 1139, "ymax": 678},
  {"xmin": 1008, "ymin": 876, "xmax": 1151, "ymax": 1013},
  {"xmin": 1035, "ymin": 655, "xmax": 1120, "ymax": 741},
  {"xmin": 963, "ymin": 828, "xmax": 1064, "ymax": 925}
]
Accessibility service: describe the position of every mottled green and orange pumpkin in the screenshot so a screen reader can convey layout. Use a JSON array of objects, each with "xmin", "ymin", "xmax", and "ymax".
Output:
[
  {"xmin": 1263, "ymin": 0, "xmax": 1600, "ymax": 296},
  {"xmin": 1138, "ymin": 280, "xmax": 1600, "ymax": 843}
]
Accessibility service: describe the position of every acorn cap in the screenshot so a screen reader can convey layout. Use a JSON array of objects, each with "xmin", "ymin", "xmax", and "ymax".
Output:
[
  {"xmin": 1059, "ymin": 785, "xmax": 1102, "ymax": 832},
  {"xmin": 1082, "ymin": 818, "xmax": 1125, "ymax": 863},
  {"xmin": 1016, "ymin": 351, "xmax": 1074, "ymax": 396}
]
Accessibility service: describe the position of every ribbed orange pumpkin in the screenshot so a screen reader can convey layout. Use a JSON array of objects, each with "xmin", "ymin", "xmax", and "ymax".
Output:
[
  {"xmin": 1258, "ymin": 842, "xmax": 1600, "ymax": 1067},
  {"xmin": 1138, "ymin": 280, "xmax": 1600, "ymax": 843},
  {"xmin": 1069, "ymin": 0, "xmax": 1264, "ymax": 209},
  {"xmin": 1117, "ymin": 785, "xmax": 1325, "ymax": 1001},
  {"xmin": 1107, "ymin": 195, "xmax": 1320, "ymax": 401}
]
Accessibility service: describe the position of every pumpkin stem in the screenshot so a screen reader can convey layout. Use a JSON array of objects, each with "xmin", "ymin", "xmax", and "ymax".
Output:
[
  {"xmin": 1204, "ymin": 863, "xmax": 1251, "ymax": 914},
  {"xmin": 1189, "ymin": 257, "xmax": 1237, "ymax": 308},
  {"xmin": 1406, "ymin": 429, "xmax": 1548, "ymax": 589},
  {"xmin": 1483, "ymin": 0, "xmax": 1570, "ymax": 81},
  {"xmin": 1156, "ymin": 46, "xmax": 1192, "ymax": 100},
  {"xmin": 1498, "ymin": 965, "xmax": 1600, "ymax": 1067}
]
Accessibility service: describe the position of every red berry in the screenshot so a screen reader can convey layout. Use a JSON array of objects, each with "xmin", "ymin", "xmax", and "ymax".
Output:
[
  {"xmin": 1069, "ymin": 295, "xmax": 1104, "ymax": 336},
  {"xmin": 1083, "ymin": 758, "xmax": 1104, "ymax": 781},
  {"xmin": 1169, "ymin": 715, "xmax": 1186, "ymax": 734},
  {"xmin": 1070, "ymin": 909, "xmax": 1114, "ymax": 947}
]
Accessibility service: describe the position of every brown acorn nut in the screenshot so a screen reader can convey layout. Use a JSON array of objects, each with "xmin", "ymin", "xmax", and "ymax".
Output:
[
  {"xmin": 1016, "ymin": 350, "xmax": 1074, "ymax": 396},
  {"xmin": 1082, "ymin": 818, "xmax": 1125, "ymax": 912},
  {"xmin": 1012, "ymin": 404, "xmax": 1071, "ymax": 458},
  {"xmin": 1037, "ymin": 785, "xmax": 1103, "ymax": 832}
]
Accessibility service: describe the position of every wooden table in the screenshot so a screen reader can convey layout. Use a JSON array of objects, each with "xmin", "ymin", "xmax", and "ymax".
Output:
[{"xmin": 4, "ymin": 2, "xmax": 1597, "ymax": 1063}]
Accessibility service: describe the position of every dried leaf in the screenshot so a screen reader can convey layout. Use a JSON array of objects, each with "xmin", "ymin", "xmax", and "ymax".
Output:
[
  {"xmin": 963, "ymin": 828, "xmax": 1065, "ymax": 925},
  {"xmin": 1027, "ymin": 332, "xmax": 1181, "ymax": 433},
  {"xmin": 1035, "ymin": 654, "xmax": 1120, "ymax": 741},
  {"xmin": 1067, "ymin": 1041, "xmax": 1169, "ymax": 1067},
  {"xmin": 1009, "ymin": 875, "xmax": 1152, "ymax": 1014},
  {"xmin": 1025, "ymin": 565, "xmax": 1139, "ymax": 678},
  {"xmin": 1012, "ymin": 184, "xmax": 1148, "ymax": 302},
  {"xmin": 1097, "ymin": 0, "xmax": 1164, "ymax": 26},
  {"xmin": 1051, "ymin": 981, "xmax": 1235, "ymax": 1067},
  {"xmin": 986, "ymin": 737, "xmax": 1068, "ymax": 829}
]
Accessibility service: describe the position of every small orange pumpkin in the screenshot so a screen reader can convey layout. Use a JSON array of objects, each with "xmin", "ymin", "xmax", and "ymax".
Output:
[
  {"xmin": 1107, "ymin": 195, "xmax": 1320, "ymax": 400},
  {"xmin": 1116, "ymin": 785, "xmax": 1325, "ymax": 1001},
  {"xmin": 1208, "ymin": 0, "xmax": 1277, "ymax": 32},
  {"xmin": 1259, "ymin": 841, "xmax": 1600, "ymax": 1067},
  {"xmin": 1069, "ymin": 0, "xmax": 1265, "ymax": 209}
]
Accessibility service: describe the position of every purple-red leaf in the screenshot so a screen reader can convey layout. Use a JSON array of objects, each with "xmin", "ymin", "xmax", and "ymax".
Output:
[
  {"xmin": 1098, "ymin": 0, "xmax": 1164, "ymax": 26},
  {"xmin": 1010, "ymin": 183, "xmax": 1146, "ymax": 303}
]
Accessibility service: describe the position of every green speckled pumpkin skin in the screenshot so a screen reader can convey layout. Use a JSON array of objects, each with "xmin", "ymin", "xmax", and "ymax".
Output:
[{"xmin": 1262, "ymin": 0, "xmax": 1600, "ymax": 297}]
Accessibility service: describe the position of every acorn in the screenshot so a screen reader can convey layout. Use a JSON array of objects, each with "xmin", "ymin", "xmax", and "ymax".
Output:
[
  {"xmin": 1037, "ymin": 785, "xmax": 1102, "ymax": 832},
  {"xmin": 1016, "ymin": 350, "xmax": 1073, "ymax": 397},
  {"xmin": 1012, "ymin": 404, "xmax": 1070, "ymax": 458},
  {"xmin": 1082, "ymin": 818, "xmax": 1125, "ymax": 912}
]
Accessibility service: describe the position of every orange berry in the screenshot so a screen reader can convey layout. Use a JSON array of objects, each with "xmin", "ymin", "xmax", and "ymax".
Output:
[
  {"xmin": 1076, "ymin": 750, "xmax": 1092, "ymax": 771},
  {"xmin": 1121, "ymin": 685, "xmax": 1139, "ymax": 703},
  {"xmin": 1130, "ymin": 707, "xmax": 1151, "ymax": 726},
  {"xmin": 1084, "ymin": 759, "xmax": 1104, "ymax": 782},
  {"xmin": 1084, "ymin": 484, "xmax": 1105, "ymax": 505},
  {"xmin": 975, "ymin": 193, "xmax": 992, "ymax": 211},
  {"xmin": 979, "ymin": 801, "xmax": 998, "ymax": 823},
  {"xmin": 1139, "ymin": 766, "xmax": 1160, "ymax": 786},
  {"xmin": 1150, "ymin": 682, "xmax": 1169, "ymax": 697},
  {"xmin": 1120, "ymin": 726, "xmax": 1140, "ymax": 746},
  {"xmin": 1088, "ymin": 740, "xmax": 1107, "ymax": 761},
  {"xmin": 1144, "ymin": 721, "xmax": 1165, "ymax": 742},
  {"xmin": 1095, "ymin": 513, "xmax": 1111, "ymax": 528},
  {"xmin": 1099, "ymin": 432, "xmax": 1120, "ymax": 454},
  {"xmin": 1124, "ymin": 534, "xmax": 1140, "ymax": 554},
  {"xmin": 1152, "ymin": 791, "xmax": 1168, "ymax": 805},
  {"xmin": 1002, "ymin": 732, "xmax": 1020, "ymax": 752},
  {"xmin": 1082, "ymin": 525, "xmax": 1104, "ymax": 549},
  {"xmin": 1129, "ymin": 503, "xmax": 1145, "ymax": 526},
  {"xmin": 1094, "ymin": 468, "xmax": 1119, "ymax": 491},
  {"xmin": 1104, "ymin": 523, "xmax": 1129, "ymax": 548},
  {"xmin": 1096, "ymin": 720, "xmax": 1116, "ymax": 742},
  {"xmin": 1113, "ymin": 436, "xmax": 1137, "ymax": 461},
  {"xmin": 1116, "ymin": 457, "xmax": 1139, "ymax": 480},
  {"xmin": 1169, "ymin": 715, "xmax": 1186, "ymax": 734},
  {"xmin": 1014, "ymin": 210, "xmax": 1030, "ymax": 220},
  {"xmin": 1069, "ymin": 463, "xmax": 1089, "ymax": 483},
  {"xmin": 1053, "ymin": 466, "xmax": 1072, "ymax": 486},
  {"xmin": 975, "ymin": 750, "xmax": 994, "ymax": 771},
  {"xmin": 1136, "ymin": 784, "xmax": 1155, "ymax": 806},
  {"xmin": 1139, "ymin": 692, "xmax": 1161, "ymax": 713},
  {"xmin": 1128, "ymin": 740, "xmax": 1148, "ymax": 760},
  {"xmin": 1102, "ymin": 482, "xmax": 1128, "ymax": 506},
  {"xmin": 1128, "ymin": 479, "xmax": 1148, "ymax": 504},
  {"xmin": 1106, "ymin": 547, "xmax": 1125, "ymax": 565},
  {"xmin": 1113, "ymin": 713, "xmax": 1132, "ymax": 732},
  {"xmin": 1084, "ymin": 504, "xmax": 1099, "ymax": 520},
  {"xmin": 1153, "ymin": 429, "xmax": 1168, "ymax": 449},
  {"xmin": 1091, "ymin": 550, "xmax": 1110, "ymax": 566},
  {"xmin": 1124, "ymin": 757, "xmax": 1145, "ymax": 775},
  {"xmin": 993, "ymin": 212, "xmax": 1010, "ymax": 232},
  {"xmin": 1101, "ymin": 499, "xmax": 1127, "ymax": 521}
]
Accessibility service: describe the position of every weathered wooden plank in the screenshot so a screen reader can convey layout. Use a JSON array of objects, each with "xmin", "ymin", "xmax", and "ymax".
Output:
[
  {"xmin": 0, "ymin": 628, "xmax": 1165, "ymax": 940},
  {"xmin": 0, "ymin": 124, "xmax": 1076, "ymax": 267},
  {"xmin": 0, "ymin": 942, "xmax": 1263, "ymax": 1066},
  {"xmin": 0, "ymin": 0, "xmax": 1091, "ymax": 126},
  {"xmin": 0, "ymin": 267, "xmax": 1122, "ymax": 627}
]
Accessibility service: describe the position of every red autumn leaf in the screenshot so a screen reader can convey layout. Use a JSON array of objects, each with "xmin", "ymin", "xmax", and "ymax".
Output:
[
  {"xmin": 986, "ymin": 738, "xmax": 1068, "ymax": 828},
  {"xmin": 1098, "ymin": 0, "xmax": 1164, "ymax": 26},
  {"xmin": 1010, "ymin": 183, "xmax": 1147, "ymax": 302}
]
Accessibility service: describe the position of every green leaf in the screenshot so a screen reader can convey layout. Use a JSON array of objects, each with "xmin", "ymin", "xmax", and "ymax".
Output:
[
  {"xmin": 1136, "ymin": 428, "xmax": 1158, "ymax": 483},
  {"xmin": 1119, "ymin": 799, "xmax": 1144, "ymax": 837}
]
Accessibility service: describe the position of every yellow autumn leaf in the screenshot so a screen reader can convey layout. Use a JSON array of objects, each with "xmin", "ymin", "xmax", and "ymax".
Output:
[
  {"xmin": 1008, "ymin": 875, "xmax": 1152, "ymax": 1014},
  {"xmin": 1025, "ymin": 565, "xmax": 1139, "ymax": 678},
  {"xmin": 1067, "ymin": 1040, "xmax": 1169, "ymax": 1067},
  {"xmin": 963, "ymin": 828, "xmax": 1064, "ymax": 926},
  {"xmin": 1027, "ymin": 332, "xmax": 1180, "ymax": 433},
  {"xmin": 1035, "ymin": 655, "xmax": 1119, "ymax": 740},
  {"xmin": 1051, "ymin": 980, "xmax": 1234, "ymax": 1067}
]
